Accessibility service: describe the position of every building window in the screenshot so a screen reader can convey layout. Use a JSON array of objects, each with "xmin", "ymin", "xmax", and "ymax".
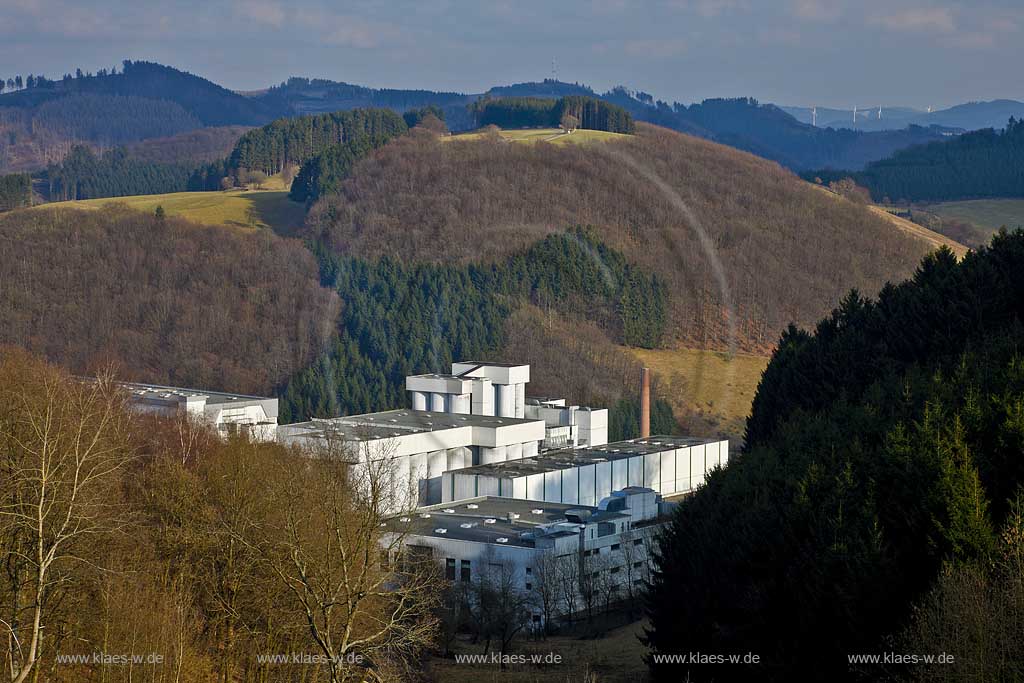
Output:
[
  {"xmin": 460, "ymin": 560, "xmax": 471, "ymax": 582},
  {"xmin": 583, "ymin": 549, "xmax": 592, "ymax": 557},
  {"xmin": 526, "ymin": 582, "xmax": 533, "ymax": 590},
  {"xmin": 611, "ymin": 543, "xmax": 621, "ymax": 551},
  {"xmin": 532, "ymin": 615, "xmax": 541, "ymax": 623},
  {"xmin": 526, "ymin": 567, "xmax": 532, "ymax": 575},
  {"xmin": 445, "ymin": 558, "xmax": 456, "ymax": 581},
  {"xmin": 633, "ymin": 561, "xmax": 643, "ymax": 568},
  {"xmin": 610, "ymin": 567, "xmax": 620, "ymax": 574},
  {"xmin": 633, "ymin": 538, "xmax": 643, "ymax": 546}
]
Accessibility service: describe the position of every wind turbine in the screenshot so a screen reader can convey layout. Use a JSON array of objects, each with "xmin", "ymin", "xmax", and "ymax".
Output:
[
  {"xmin": 811, "ymin": 106, "xmax": 817, "ymax": 127},
  {"xmin": 853, "ymin": 106, "xmax": 858, "ymax": 126},
  {"xmin": 878, "ymin": 106, "xmax": 882, "ymax": 120}
]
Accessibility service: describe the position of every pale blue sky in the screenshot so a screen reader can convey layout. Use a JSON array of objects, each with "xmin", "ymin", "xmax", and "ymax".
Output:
[{"xmin": 0, "ymin": 0, "xmax": 1020, "ymax": 108}]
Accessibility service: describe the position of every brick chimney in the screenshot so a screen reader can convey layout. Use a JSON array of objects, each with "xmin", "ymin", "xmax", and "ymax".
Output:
[{"xmin": 640, "ymin": 367, "xmax": 650, "ymax": 438}]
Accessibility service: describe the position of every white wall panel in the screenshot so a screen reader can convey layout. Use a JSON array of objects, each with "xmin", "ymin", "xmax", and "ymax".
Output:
[
  {"xmin": 596, "ymin": 461, "xmax": 612, "ymax": 501},
  {"xmin": 506, "ymin": 442, "xmax": 523, "ymax": 461},
  {"xmin": 689, "ymin": 445, "xmax": 705, "ymax": 485},
  {"xmin": 478, "ymin": 475, "xmax": 500, "ymax": 497},
  {"xmin": 644, "ymin": 452, "xmax": 660, "ymax": 489},
  {"xmin": 579, "ymin": 465, "xmax": 596, "ymax": 507},
  {"xmin": 544, "ymin": 472, "xmax": 562, "ymax": 502},
  {"xmin": 612, "ymin": 458, "xmax": 628, "ymax": 491},
  {"xmin": 628, "ymin": 456, "xmax": 643, "ymax": 487},
  {"xmin": 562, "ymin": 468, "xmax": 579, "ymax": 505},
  {"xmin": 527, "ymin": 474, "xmax": 545, "ymax": 501},
  {"xmin": 660, "ymin": 449, "xmax": 676, "ymax": 495}
]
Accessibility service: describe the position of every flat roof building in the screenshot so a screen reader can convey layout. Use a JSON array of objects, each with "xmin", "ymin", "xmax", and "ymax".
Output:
[
  {"xmin": 441, "ymin": 436, "xmax": 729, "ymax": 506},
  {"xmin": 381, "ymin": 487, "xmax": 670, "ymax": 626},
  {"xmin": 278, "ymin": 409, "xmax": 546, "ymax": 508},
  {"xmin": 120, "ymin": 382, "xmax": 279, "ymax": 442}
]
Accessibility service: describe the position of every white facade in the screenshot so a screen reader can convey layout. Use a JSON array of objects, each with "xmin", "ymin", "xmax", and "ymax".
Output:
[
  {"xmin": 407, "ymin": 362, "xmax": 529, "ymax": 419},
  {"xmin": 277, "ymin": 410, "xmax": 545, "ymax": 508},
  {"xmin": 407, "ymin": 364, "xmax": 608, "ymax": 450},
  {"xmin": 442, "ymin": 436, "xmax": 729, "ymax": 506},
  {"xmin": 120, "ymin": 382, "xmax": 279, "ymax": 442},
  {"xmin": 525, "ymin": 399, "xmax": 608, "ymax": 449},
  {"xmin": 381, "ymin": 488, "xmax": 668, "ymax": 625}
]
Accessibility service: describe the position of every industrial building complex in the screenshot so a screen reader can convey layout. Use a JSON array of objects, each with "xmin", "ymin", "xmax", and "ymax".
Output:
[
  {"xmin": 120, "ymin": 361, "xmax": 729, "ymax": 618},
  {"xmin": 120, "ymin": 381, "xmax": 280, "ymax": 442},
  {"xmin": 441, "ymin": 435, "xmax": 728, "ymax": 506}
]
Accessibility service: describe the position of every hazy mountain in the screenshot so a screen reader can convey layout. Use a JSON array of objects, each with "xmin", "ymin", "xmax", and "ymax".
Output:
[{"xmin": 783, "ymin": 99, "xmax": 1024, "ymax": 133}]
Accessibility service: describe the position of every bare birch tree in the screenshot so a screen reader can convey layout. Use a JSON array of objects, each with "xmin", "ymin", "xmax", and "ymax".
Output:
[{"xmin": 0, "ymin": 350, "xmax": 134, "ymax": 683}]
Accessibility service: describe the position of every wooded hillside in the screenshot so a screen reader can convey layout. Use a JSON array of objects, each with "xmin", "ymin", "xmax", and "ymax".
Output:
[
  {"xmin": 0, "ymin": 206, "xmax": 338, "ymax": 395},
  {"xmin": 648, "ymin": 232, "xmax": 1024, "ymax": 681},
  {"xmin": 229, "ymin": 108, "xmax": 408, "ymax": 176},
  {"xmin": 122, "ymin": 126, "xmax": 251, "ymax": 165},
  {"xmin": 809, "ymin": 117, "xmax": 1024, "ymax": 202},
  {"xmin": 306, "ymin": 122, "xmax": 936, "ymax": 352}
]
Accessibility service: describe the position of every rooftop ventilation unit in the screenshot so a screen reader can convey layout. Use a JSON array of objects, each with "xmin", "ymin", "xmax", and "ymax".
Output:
[{"xmin": 399, "ymin": 517, "xmax": 411, "ymax": 523}]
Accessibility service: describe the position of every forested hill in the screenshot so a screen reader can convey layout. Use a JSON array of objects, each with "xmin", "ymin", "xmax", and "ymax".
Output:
[
  {"xmin": 648, "ymin": 231, "xmax": 1024, "ymax": 680},
  {"xmin": 0, "ymin": 61, "xmax": 282, "ymax": 172},
  {"xmin": 0, "ymin": 206, "xmax": 338, "ymax": 395},
  {"xmin": 306, "ymin": 121, "xmax": 939, "ymax": 354},
  {"xmin": 228, "ymin": 108, "xmax": 408, "ymax": 176},
  {"xmin": 0, "ymin": 61, "xmax": 280, "ymax": 126},
  {"xmin": 255, "ymin": 77, "xmax": 475, "ymax": 130},
  {"xmin": 807, "ymin": 117, "xmax": 1024, "ymax": 203},
  {"xmin": 470, "ymin": 96, "xmax": 635, "ymax": 133}
]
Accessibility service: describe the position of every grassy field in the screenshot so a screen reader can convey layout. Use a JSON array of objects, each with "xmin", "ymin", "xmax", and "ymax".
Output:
[
  {"xmin": 446, "ymin": 127, "xmax": 630, "ymax": 146},
  {"xmin": 427, "ymin": 619, "xmax": 649, "ymax": 683},
  {"xmin": 32, "ymin": 187, "xmax": 306, "ymax": 235},
  {"xmin": 627, "ymin": 346, "xmax": 770, "ymax": 441},
  {"xmin": 925, "ymin": 199, "xmax": 1024, "ymax": 234}
]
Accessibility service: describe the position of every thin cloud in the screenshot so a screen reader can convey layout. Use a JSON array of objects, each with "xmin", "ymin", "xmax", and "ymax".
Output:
[
  {"xmin": 868, "ymin": 7, "xmax": 956, "ymax": 33},
  {"xmin": 790, "ymin": 0, "xmax": 842, "ymax": 22}
]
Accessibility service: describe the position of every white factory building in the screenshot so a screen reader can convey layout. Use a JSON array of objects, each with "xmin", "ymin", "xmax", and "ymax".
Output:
[
  {"xmin": 278, "ymin": 362, "xmax": 614, "ymax": 509},
  {"xmin": 442, "ymin": 436, "xmax": 729, "ymax": 506},
  {"xmin": 278, "ymin": 409, "xmax": 546, "ymax": 508},
  {"xmin": 380, "ymin": 487, "xmax": 670, "ymax": 625},
  {"xmin": 406, "ymin": 363, "xmax": 608, "ymax": 449},
  {"xmin": 119, "ymin": 382, "xmax": 279, "ymax": 442}
]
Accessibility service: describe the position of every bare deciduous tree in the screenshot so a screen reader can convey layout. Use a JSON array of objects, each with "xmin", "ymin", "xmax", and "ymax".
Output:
[
  {"xmin": 239, "ymin": 436, "xmax": 440, "ymax": 683},
  {"xmin": 0, "ymin": 351, "xmax": 134, "ymax": 683}
]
